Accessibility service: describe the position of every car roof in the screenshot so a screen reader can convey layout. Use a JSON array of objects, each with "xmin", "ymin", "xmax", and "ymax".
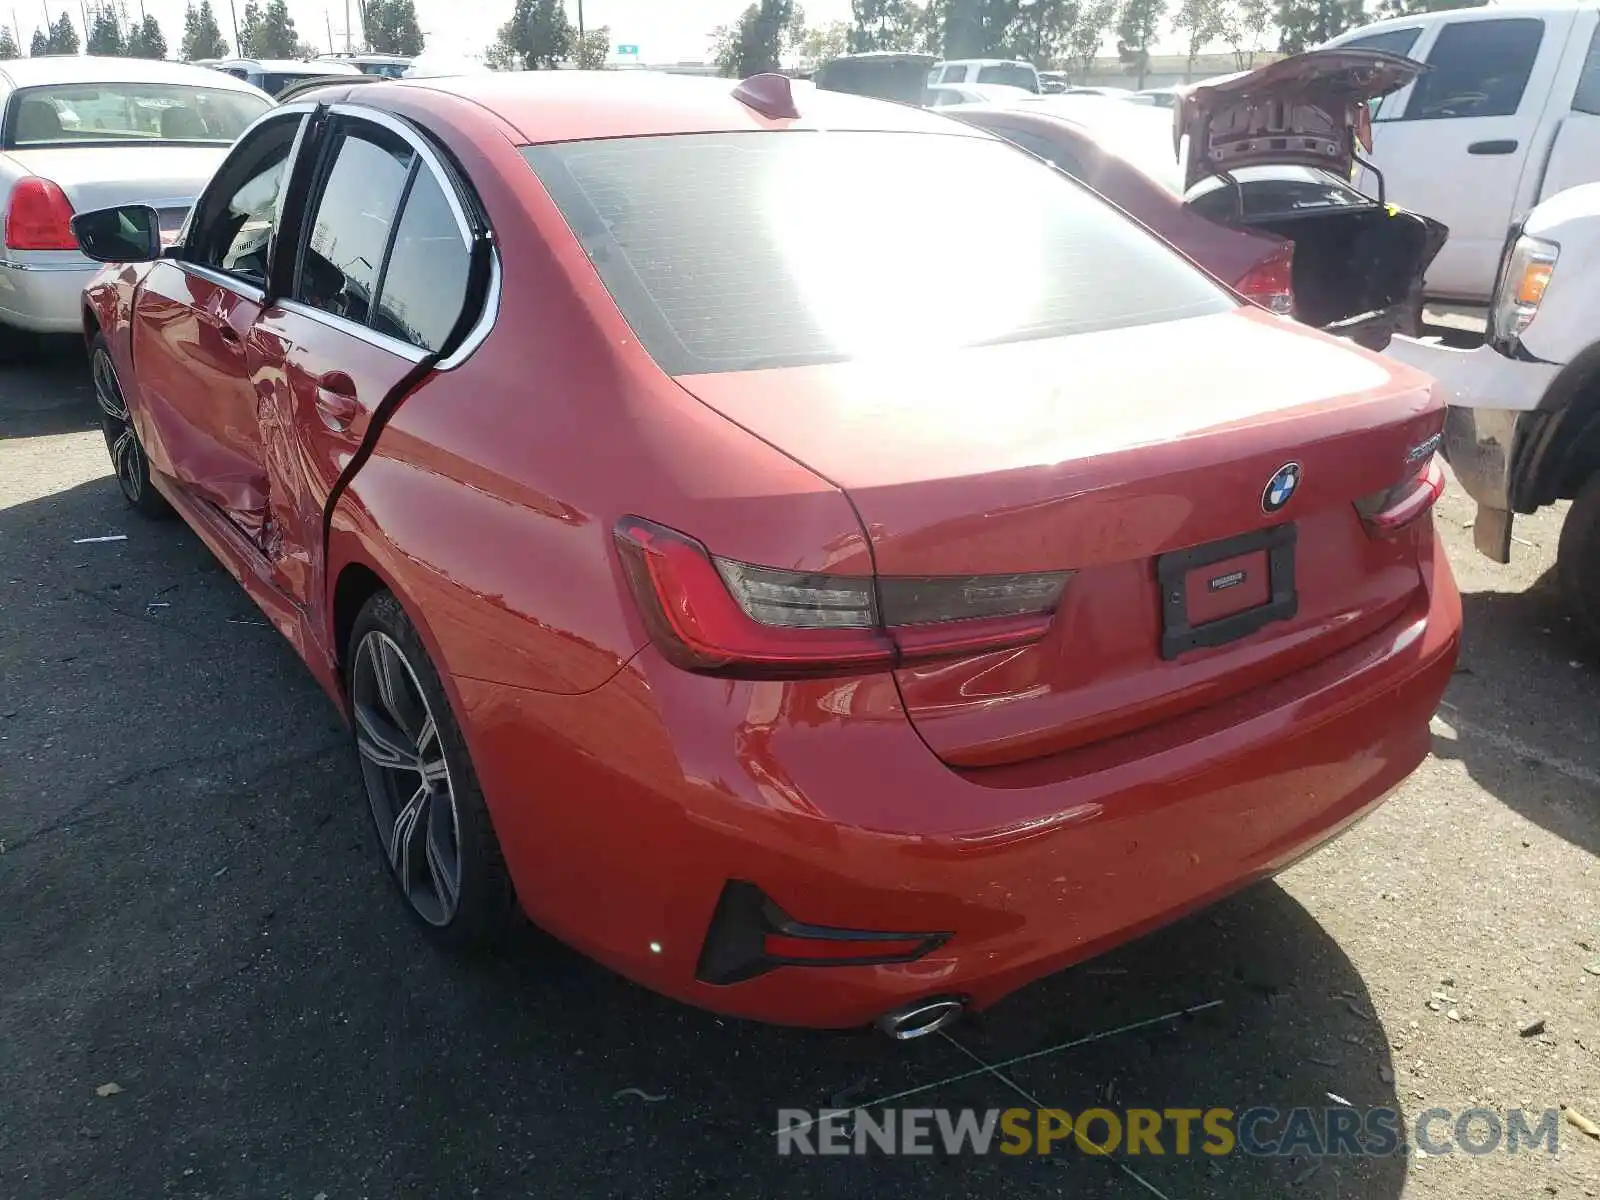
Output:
[
  {"xmin": 0, "ymin": 54, "xmax": 269, "ymax": 92},
  {"xmin": 937, "ymin": 58, "xmax": 1034, "ymax": 67},
  {"xmin": 215, "ymin": 57, "xmax": 364, "ymax": 74},
  {"xmin": 378, "ymin": 71, "xmax": 986, "ymax": 144}
]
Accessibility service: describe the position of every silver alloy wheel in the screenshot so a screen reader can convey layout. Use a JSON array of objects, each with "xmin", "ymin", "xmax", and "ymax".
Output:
[
  {"xmin": 92, "ymin": 348, "xmax": 145, "ymax": 505},
  {"xmin": 351, "ymin": 630, "xmax": 463, "ymax": 926}
]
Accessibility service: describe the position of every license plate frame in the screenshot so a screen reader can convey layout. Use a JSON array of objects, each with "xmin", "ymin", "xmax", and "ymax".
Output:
[{"xmin": 1157, "ymin": 524, "xmax": 1297, "ymax": 660}]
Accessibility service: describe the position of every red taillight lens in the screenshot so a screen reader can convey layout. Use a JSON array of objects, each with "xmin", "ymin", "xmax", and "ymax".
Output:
[
  {"xmin": 1235, "ymin": 244, "xmax": 1295, "ymax": 317},
  {"xmin": 1354, "ymin": 457, "xmax": 1446, "ymax": 538},
  {"xmin": 613, "ymin": 516, "xmax": 1070, "ymax": 678},
  {"xmin": 5, "ymin": 178, "xmax": 78, "ymax": 251}
]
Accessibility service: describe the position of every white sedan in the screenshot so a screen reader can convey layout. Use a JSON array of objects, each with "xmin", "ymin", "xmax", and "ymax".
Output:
[
  {"xmin": 925, "ymin": 82, "xmax": 1035, "ymax": 107},
  {"xmin": 0, "ymin": 55, "xmax": 271, "ymax": 355}
]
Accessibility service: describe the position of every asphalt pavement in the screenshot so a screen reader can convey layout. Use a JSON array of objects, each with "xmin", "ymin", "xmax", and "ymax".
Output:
[{"xmin": 1, "ymin": 341, "xmax": 1596, "ymax": 1199}]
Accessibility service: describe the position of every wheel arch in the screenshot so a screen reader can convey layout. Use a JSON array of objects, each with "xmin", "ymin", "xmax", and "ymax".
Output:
[{"xmin": 1514, "ymin": 341, "xmax": 1600, "ymax": 510}]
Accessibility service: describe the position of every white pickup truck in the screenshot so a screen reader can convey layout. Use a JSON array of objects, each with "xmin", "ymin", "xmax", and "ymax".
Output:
[
  {"xmin": 1387, "ymin": 183, "xmax": 1600, "ymax": 642},
  {"xmin": 1326, "ymin": 0, "xmax": 1600, "ymax": 308}
]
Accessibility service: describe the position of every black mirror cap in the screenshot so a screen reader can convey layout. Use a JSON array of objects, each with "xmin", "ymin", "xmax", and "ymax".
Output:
[{"xmin": 70, "ymin": 204, "xmax": 162, "ymax": 264}]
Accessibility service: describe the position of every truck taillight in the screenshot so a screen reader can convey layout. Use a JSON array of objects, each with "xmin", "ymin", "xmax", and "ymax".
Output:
[
  {"xmin": 613, "ymin": 516, "xmax": 1070, "ymax": 678},
  {"xmin": 1354, "ymin": 458, "xmax": 1446, "ymax": 538},
  {"xmin": 5, "ymin": 178, "xmax": 78, "ymax": 251},
  {"xmin": 1235, "ymin": 244, "xmax": 1295, "ymax": 316}
]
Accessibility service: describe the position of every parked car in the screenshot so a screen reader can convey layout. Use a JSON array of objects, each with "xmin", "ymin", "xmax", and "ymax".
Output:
[
  {"xmin": 316, "ymin": 52, "xmax": 414, "ymax": 78},
  {"xmin": 925, "ymin": 82, "xmax": 1035, "ymax": 107},
  {"xmin": 1324, "ymin": 2, "xmax": 1600, "ymax": 309},
  {"xmin": 206, "ymin": 57, "xmax": 364, "ymax": 97},
  {"xmin": 812, "ymin": 51, "xmax": 936, "ymax": 105},
  {"xmin": 1387, "ymin": 184, "xmax": 1600, "ymax": 642},
  {"xmin": 0, "ymin": 55, "xmax": 272, "ymax": 355},
  {"xmin": 929, "ymin": 58, "xmax": 1041, "ymax": 93},
  {"xmin": 950, "ymin": 51, "xmax": 1448, "ymax": 349},
  {"xmin": 1039, "ymin": 69, "xmax": 1070, "ymax": 93},
  {"xmin": 72, "ymin": 70, "xmax": 1459, "ymax": 1032},
  {"xmin": 1138, "ymin": 85, "xmax": 1184, "ymax": 107}
]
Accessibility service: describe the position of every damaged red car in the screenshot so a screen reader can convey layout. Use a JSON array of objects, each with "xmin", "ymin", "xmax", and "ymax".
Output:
[{"xmin": 73, "ymin": 70, "xmax": 1460, "ymax": 1034}]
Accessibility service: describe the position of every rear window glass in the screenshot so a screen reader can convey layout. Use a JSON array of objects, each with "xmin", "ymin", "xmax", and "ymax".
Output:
[
  {"xmin": 1187, "ymin": 167, "xmax": 1376, "ymax": 219},
  {"xmin": 977, "ymin": 63, "xmax": 1038, "ymax": 91},
  {"xmin": 523, "ymin": 132, "xmax": 1230, "ymax": 376},
  {"xmin": 6, "ymin": 83, "xmax": 268, "ymax": 147}
]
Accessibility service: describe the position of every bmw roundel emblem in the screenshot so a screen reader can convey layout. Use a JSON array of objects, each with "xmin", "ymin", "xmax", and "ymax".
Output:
[{"xmin": 1262, "ymin": 462, "xmax": 1302, "ymax": 514}]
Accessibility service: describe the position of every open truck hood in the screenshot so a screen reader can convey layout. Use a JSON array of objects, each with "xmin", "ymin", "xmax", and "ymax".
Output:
[{"xmin": 1176, "ymin": 49, "xmax": 1424, "ymax": 192}]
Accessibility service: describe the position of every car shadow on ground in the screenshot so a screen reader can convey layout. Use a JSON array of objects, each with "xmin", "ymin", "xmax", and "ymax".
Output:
[
  {"xmin": 0, "ymin": 477, "xmax": 1406, "ymax": 1200},
  {"xmin": 0, "ymin": 339, "xmax": 96, "ymax": 439},
  {"xmin": 1436, "ymin": 571, "xmax": 1600, "ymax": 858}
]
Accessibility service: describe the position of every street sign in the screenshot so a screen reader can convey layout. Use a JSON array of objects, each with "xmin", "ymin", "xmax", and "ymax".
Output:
[{"xmin": 616, "ymin": 43, "xmax": 639, "ymax": 57}]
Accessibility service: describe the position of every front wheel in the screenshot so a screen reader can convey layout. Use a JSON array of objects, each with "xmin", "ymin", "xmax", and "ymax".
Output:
[
  {"xmin": 90, "ymin": 336, "xmax": 171, "ymax": 518},
  {"xmin": 1558, "ymin": 472, "xmax": 1600, "ymax": 650},
  {"xmin": 348, "ymin": 590, "xmax": 517, "ymax": 948}
]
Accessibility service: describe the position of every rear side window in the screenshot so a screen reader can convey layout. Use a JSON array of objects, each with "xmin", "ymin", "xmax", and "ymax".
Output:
[
  {"xmin": 523, "ymin": 131, "xmax": 1230, "ymax": 376},
  {"xmin": 1403, "ymin": 18, "xmax": 1545, "ymax": 120},
  {"xmin": 1340, "ymin": 27, "xmax": 1422, "ymax": 57},
  {"xmin": 1574, "ymin": 23, "xmax": 1600, "ymax": 115},
  {"xmin": 297, "ymin": 129, "xmax": 415, "ymax": 325},
  {"xmin": 372, "ymin": 170, "xmax": 472, "ymax": 353}
]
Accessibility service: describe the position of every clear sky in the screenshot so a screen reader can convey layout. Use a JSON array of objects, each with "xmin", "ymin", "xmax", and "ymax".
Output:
[{"xmin": 15, "ymin": 0, "xmax": 857, "ymax": 62}]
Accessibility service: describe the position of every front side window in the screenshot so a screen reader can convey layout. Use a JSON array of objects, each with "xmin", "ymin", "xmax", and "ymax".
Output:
[
  {"xmin": 296, "ymin": 128, "xmax": 414, "ymax": 325},
  {"xmin": 188, "ymin": 117, "xmax": 301, "ymax": 285},
  {"xmin": 524, "ymin": 131, "xmax": 1231, "ymax": 376},
  {"xmin": 4, "ymin": 82, "xmax": 269, "ymax": 148},
  {"xmin": 1402, "ymin": 18, "xmax": 1545, "ymax": 120}
]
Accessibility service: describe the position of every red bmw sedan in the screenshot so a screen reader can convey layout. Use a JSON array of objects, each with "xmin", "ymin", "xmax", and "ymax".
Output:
[{"xmin": 72, "ymin": 70, "xmax": 1459, "ymax": 1034}]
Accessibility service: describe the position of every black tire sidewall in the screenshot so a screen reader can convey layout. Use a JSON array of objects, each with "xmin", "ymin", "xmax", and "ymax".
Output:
[
  {"xmin": 347, "ymin": 589, "xmax": 515, "ymax": 949},
  {"xmin": 90, "ymin": 335, "xmax": 171, "ymax": 518},
  {"xmin": 1558, "ymin": 473, "xmax": 1600, "ymax": 649}
]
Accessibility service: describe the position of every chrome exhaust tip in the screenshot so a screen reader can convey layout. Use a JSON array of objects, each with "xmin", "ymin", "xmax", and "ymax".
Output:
[{"xmin": 876, "ymin": 997, "xmax": 966, "ymax": 1041}]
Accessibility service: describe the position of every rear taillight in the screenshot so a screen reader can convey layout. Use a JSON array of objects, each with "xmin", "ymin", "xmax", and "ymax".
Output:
[
  {"xmin": 4, "ymin": 178, "xmax": 77, "ymax": 251},
  {"xmin": 614, "ymin": 516, "xmax": 1070, "ymax": 678},
  {"xmin": 1354, "ymin": 457, "xmax": 1446, "ymax": 538},
  {"xmin": 1235, "ymin": 244, "xmax": 1295, "ymax": 317}
]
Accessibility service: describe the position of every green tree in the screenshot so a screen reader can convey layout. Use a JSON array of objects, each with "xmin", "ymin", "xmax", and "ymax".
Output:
[
  {"xmin": 29, "ymin": 27, "xmax": 47, "ymax": 55},
  {"xmin": 848, "ymin": 0, "xmax": 935, "ymax": 51},
  {"xmin": 714, "ymin": 0, "xmax": 800, "ymax": 77},
  {"xmin": 46, "ymin": 12, "xmax": 80, "ymax": 54},
  {"xmin": 238, "ymin": 0, "xmax": 300, "ymax": 58},
  {"xmin": 86, "ymin": 8, "xmax": 126, "ymax": 55},
  {"xmin": 1219, "ymin": 0, "xmax": 1272, "ymax": 67},
  {"xmin": 574, "ymin": 24, "xmax": 609, "ymax": 67},
  {"xmin": 1171, "ymin": 0, "xmax": 1225, "ymax": 79},
  {"xmin": 0, "ymin": 28, "xmax": 18, "ymax": 58},
  {"xmin": 1373, "ymin": 0, "xmax": 1480, "ymax": 15},
  {"xmin": 127, "ymin": 14, "xmax": 169, "ymax": 57},
  {"xmin": 1009, "ymin": 0, "xmax": 1079, "ymax": 64},
  {"xmin": 1276, "ymin": 0, "xmax": 1363, "ymax": 52},
  {"xmin": 1064, "ymin": 0, "xmax": 1115, "ymax": 77},
  {"xmin": 181, "ymin": 1, "xmax": 229, "ymax": 58},
  {"xmin": 940, "ymin": 0, "xmax": 1023, "ymax": 58},
  {"xmin": 795, "ymin": 16, "xmax": 851, "ymax": 64},
  {"xmin": 1116, "ymin": 0, "xmax": 1164, "ymax": 86},
  {"xmin": 363, "ymin": 0, "xmax": 425, "ymax": 55},
  {"xmin": 489, "ymin": 0, "xmax": 572, "ymax": 69}
]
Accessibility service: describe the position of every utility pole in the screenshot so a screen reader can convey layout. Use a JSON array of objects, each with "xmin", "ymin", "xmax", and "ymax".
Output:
[
  {"xmin": 324, "ymin": 5, "xmax": 332, "ymax": 52},
  {"xmin": 343, "ymin": 0, "xmax": 349, "ymax": 52},
  {"xmin": 226, "ymin": 0, "xmax": 238, "ymax": 53},
  {"xmin": 577, "ymin": 0, "xmax": 584, "ymax": 41}
]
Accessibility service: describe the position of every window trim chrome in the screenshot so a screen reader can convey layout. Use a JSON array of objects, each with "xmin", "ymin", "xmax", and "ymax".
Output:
[
  {"xmin": 179, "ymin": 261, "xmax": 266, "ymax": 303},
  {"xmin": 277, "ymin": 296, "xmax": 430, "ymax": 363}
]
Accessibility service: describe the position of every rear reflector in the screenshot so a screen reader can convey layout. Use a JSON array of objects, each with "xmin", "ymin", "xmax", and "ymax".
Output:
[
  {"xmin": 696, "ymin": 880, "xmax": 949, "ymax": 985},
  {"xmin": 1354, "ymin": 457, "xmax": 1446, "ymax": 538},
  {"xmin": 614, "ymin": 516, "xmax": 1069, "ymax": 678},
  {"xmin": 5, "ymin": 178, "xmax": 77, "ymax": 251},
  {"xmin": 1235, "ymin": 243, "xmax": 1295, "ymax": 317}
]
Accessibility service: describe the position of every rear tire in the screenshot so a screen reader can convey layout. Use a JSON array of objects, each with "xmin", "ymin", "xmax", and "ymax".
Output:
[
  {"xmin": 348, "ymin": 590, "xmax": 518, "ymax": 949},
  {"xmin": 1558, "ymin": 472, "xmax": 1600, "ymax": 650},
  {"xmin": 90, "ymin": 335, "xmax": 172, "ymax": 518}
]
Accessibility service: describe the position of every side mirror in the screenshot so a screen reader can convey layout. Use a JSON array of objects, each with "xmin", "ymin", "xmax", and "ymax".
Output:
[{"xmin": 70, "ymin": 204, "xmax": 162, "ymax": 263}]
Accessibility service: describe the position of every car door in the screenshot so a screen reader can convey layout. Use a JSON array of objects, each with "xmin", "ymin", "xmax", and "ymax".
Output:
[
  {"xmin": 248, "ymin": 110, "xmax": 482, "ymax": 623},
  {"xmin": 1536, "ymin": 12, "xmax": 1600, "ymax": 202},
  {"xmin": 1353, "ymin": 11, "xmax": 1574, "ymax": 302},
  {"xmin": 128, "ymin": 111, "xmax": 306, "ymax": 543}
]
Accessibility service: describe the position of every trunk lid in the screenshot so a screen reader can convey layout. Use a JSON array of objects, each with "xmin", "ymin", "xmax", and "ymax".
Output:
[
  {"xmin": 1176, "ymin": 48, "xmax": 1425, "ymax": 191},
  {"xmin": 677, "ymin": 306, "xmax": 1443, "ymax": 767},
  {"xmin": 3, "ymin": 144, "xmax": 225, "ymax": 230}
]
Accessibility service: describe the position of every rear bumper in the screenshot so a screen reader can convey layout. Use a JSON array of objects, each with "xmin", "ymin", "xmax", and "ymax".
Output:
[
  {"xmin": 0, "ymin": 256, "xmax": 98, "ymax": 332},
  {"xmin": 456, "ymin": 541, "xmax": 1460, "ymax": 1028}
]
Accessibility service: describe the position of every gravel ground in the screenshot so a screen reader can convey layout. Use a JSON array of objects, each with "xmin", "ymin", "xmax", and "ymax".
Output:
[{"xmin": 1, "ymin": 342, "xmax": 1596, "ymax": 1199}]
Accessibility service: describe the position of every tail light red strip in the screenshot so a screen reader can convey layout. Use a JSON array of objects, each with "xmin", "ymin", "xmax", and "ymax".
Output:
[
  {"xmin": 1355, "ymin": 458, "xmax": 1446, "ymax": 538},
  {"xmin": 5, "ymin": 178, "xmax": 78, "ymax": 251}
]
